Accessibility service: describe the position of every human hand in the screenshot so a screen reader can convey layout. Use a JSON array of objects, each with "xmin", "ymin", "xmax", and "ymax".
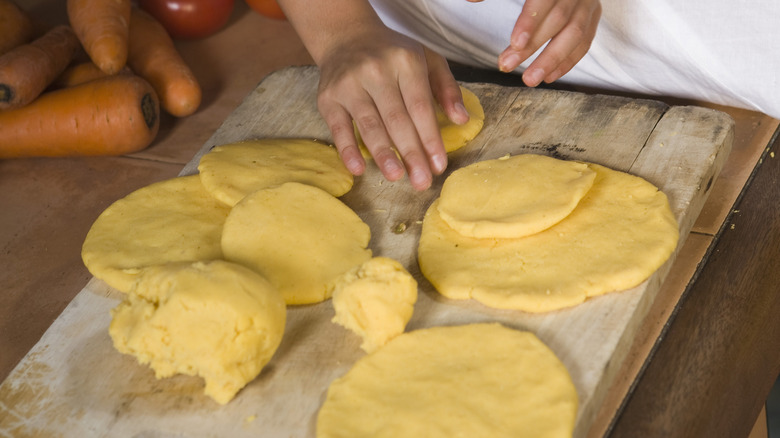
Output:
[
  {"xmin": 470, "ymin": 0, "xmax": 601, "ymax": 87},
  {"xmin": 316, "ymin": 27, "xmax": 469, "ymax": 191}
]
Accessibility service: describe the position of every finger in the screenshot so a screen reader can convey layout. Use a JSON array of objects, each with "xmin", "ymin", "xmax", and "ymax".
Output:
[
  {"xmin": 499, "ymin": 0, "xmax": 578, "ymax": 73},
  {"xmin": 369, "ymin": 81, "xmax": 435, "ymax": 190},
  {"xmin": 426, "ymin": 47, "xmax": 469, "ymax": 127},
  {"xmin": 317, "ymin": 96, "xmax": 366, "ymax": 176},
  {"xmin": 543, "ymin": 6, "xmax": 599, "ymax": 83},
  {"xmin": 523, "ymin": 2, "xmax": 599, "ymax": 86}
]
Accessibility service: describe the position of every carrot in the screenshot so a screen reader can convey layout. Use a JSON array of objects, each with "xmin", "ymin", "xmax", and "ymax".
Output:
[
  {"xmin": 0, "ymin": 25, "xmax": 81, "ymax": 111},
  {"xmin": 52, "ymin": 61, "xmax": 122, "ymax": 89},
  {"xmin": 0, "ymin": 0, "xmax": 34, "ymax": 56},
  {"xmin": 127, "ymin": 8, "xmax": 201, "ymax": 117},
  {"xmin": 0, "ymin": 74, "xmax": 160, "ymax": 159},
  {"xmin": 67, "ymin": 0, "xmax": 131, "ymax": 75}
]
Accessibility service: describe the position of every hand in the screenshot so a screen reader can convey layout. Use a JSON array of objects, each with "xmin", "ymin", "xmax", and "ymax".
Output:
[
  {"xmin": 472, "ymin": 0, "xmax": 601, "ymax": 87},
  {"xmin": 316, "ymin": 27, "xmax": 469, "ymax": 191}
]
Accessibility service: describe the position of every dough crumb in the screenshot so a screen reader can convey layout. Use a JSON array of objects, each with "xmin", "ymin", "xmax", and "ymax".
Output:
[{"xmin": 331, "ymin": 257, "xmax": 418, "ymax": 353}]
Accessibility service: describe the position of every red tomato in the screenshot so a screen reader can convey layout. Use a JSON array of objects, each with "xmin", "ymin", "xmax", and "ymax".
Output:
[
  {"xmin": 245, "ymin": 0, "xmax": 286, "ymax": 20},
  {"xmin": 138, "ymin": 0, "xmax": 235, "ymax": 40}
]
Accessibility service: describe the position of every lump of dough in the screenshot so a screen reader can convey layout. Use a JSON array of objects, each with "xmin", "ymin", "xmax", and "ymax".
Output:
[
  {"xmin": 437, "ymin": 154, "xmax": 596, "ymax": 238},
  {"xmin": 316, "ymin": 323, "xmax": 578, "ymax": 438},
  {"xmin": 81, "ymin": 175, "xmax": 230, "ymax": 293},
  {"xmin": 356, "ymin": 85, "xmax": 485, "ymax": 157},
  {"xmin": 331, "ymin": 257, "xmax": 418, "ymax": 353},
  {"xmin": 109, "ymin": 260, "xmax": 287, "ymax": 405},
  {"xmin": 197, "ymin": 138, "xmax": 354, "ymax": 206},
  {"xmin": 222, "ymin": 182, "xmax": 372, "ymax": 305},
  {"xmin": 418, "ymin": 162, "xmax": 679, "ymax": 313}
]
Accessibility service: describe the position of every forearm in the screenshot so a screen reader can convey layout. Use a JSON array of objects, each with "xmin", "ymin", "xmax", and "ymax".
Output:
[{"xmin": 276, "ymin": 0, "xmax": 385, "ymax": 65}]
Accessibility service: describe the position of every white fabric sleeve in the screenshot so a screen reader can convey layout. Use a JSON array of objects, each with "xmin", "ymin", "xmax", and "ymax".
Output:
[{"xmin": 369, "ymin": 0, "xmax": 780, "ymax": 119}]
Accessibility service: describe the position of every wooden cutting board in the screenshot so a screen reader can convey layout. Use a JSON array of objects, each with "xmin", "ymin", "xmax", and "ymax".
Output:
[{"xmin": 0, "ymin": 66, "xmax": 733, "ymax": 437}]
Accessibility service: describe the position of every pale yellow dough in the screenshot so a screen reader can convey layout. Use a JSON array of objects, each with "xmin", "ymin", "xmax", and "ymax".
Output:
[
  {"xmin": 418, "ymin": 162, "xmax": 679, "ymax": 312},
  {"xmin": 109, "ymin": 260, "xmax": 286, "ymax": 405},
  {"xmin": 81, "ymin": 175, "xmax": 230, "ymax": 293},
  {"xmin": 331, "ymin": 257, "xmax": 418, "ymax": 353},
  {"xmin": 356, "ymin": 85, "xmax": 484, "ymax": 157},
  {"xmin": 222, "ymin": 182, "xmax": 372, "ymax": 305},
  {"xmin": 316, "ymin": 323, "xmax": 578, "ymax": 438},
  {"xmin": 437, "ymin": 154, "xmax": 596, "ymax": 238},
  {"xmin": 197, "ymin": 138, "xmax": 354, "ymax": 206}
]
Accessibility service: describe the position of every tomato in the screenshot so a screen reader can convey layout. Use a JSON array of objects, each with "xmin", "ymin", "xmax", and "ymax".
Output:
[
  {"xmin": 138, "ymin": 0, "xmax": 236, "ymax": 40},
  {"xmin": 244, "ymin": 0, "xmax": 286, "ymax": 20}
]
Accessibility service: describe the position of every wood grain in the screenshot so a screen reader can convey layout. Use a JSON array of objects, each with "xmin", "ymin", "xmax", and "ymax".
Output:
[
  {"xmin": 0, "ymin": 66, "xmax": 735, "ymax": 438},
  {"xmin": 610, "ymin": 131, "xmax": 780, "ymax": 437}
]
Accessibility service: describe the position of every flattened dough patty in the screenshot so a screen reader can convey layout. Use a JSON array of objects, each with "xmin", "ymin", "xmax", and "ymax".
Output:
[
  {"xmin": 197, "ymin": 138, "xmax": 354, "ymax": 206},
  {"xmin": 418, "ymin": 162, "xmax": 679, "ymax": 313},
  {"xmin": 81, "ymin": 175, "xmax": 230, "ymax": 293},
  {"xmin": 316, "ymin": 323, "xmax": 578, "ymax": 438},
  {"xmin": 437, "ymin": 154, "xmax": 596, "ymax": 238},
  {"xmin": 222, "ymin": 182, "xmax": 372, "ymax": 305}
]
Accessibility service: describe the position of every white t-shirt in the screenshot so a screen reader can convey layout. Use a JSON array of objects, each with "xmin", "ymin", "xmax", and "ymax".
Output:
[{"xmin": 370, "ymin": 0, "xmax": 780, "ymax": 119}]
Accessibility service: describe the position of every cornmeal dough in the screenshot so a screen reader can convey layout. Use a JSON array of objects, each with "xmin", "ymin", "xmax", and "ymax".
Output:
[
  {"xmin": 418, "ymin": 161, "xmax": 679, "ymax": 312},
  {"xmin": 437, "ymin": 154, "xmax": 597, "ymax": 238},
  {"xmin": 81, "ymin": 175, "xmax": 230, "ymax": 293},
  {"xmin": 356, "ymin": 85, "xmax": 484, "ymax": 157},
  {"xmin": 109, "ymin": 260, "xmax": 286, "ymax": 405},
  {"xmin": 197, "ymin": 138, "xmax": 354, "ymax": 206},
  {"xmin": 222, "ymin": 182, "xmax": 372, "ymax": 305},
  {"xmin": 331, "ymin": 257, "xmax": 418, "ymax": 353},
  {"xmin": 316, "ymin": 323, "xmax": 578, "ymax": 438}
]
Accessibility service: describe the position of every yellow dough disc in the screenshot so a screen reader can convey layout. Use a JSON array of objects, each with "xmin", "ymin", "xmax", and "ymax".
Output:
[
  {"xmin": 221, "ymin": 182, "xmax": 372, "ymax": 305},
  {"xmin": 81, "ymin": 175, "xmax": 230, "ymax": 293},
  {"xmin": 356, "ymin": 85, "xmax": 485, "ymax": 158},
  {"xmin": 197, "ymin": 138, "xmax": 354, "ymax": 206},
  {"xmin": 437, "ymin": 154, "xmax": 597, "ymax": 238},
  {"xmin": 418, "ymin": 163, "xmax": 679, "ymax": 313},
  {"xmin": 438, "ymin": 85, "xmax": 485, "ymax": 153},
  {"xmin": 109, "ymin": 260, "xmax": 286, "ymax": 405},
  {"xmin": 316, "ymin": 323, "xmax": 578, "ymax": 438},
  {"xmin": 331, "ymin": 257, "xmax": 418, "ymax": 353}
]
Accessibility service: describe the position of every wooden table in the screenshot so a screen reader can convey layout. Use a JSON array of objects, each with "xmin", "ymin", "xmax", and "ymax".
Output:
[{"xmin": 1, "ymin": 2, "xmax": 778, "ymax": 437}]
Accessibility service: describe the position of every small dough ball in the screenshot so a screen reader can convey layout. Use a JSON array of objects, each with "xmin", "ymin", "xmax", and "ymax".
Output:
[
  {"xmin": 356, "ymin": 85, "xmax": 485, "ymax": 157},
  {"xmin": 437, "ymin": 154, "xmax": 596, "ymax": 238},
  {"xmin": 197, "ymin": 138, "xmax": 354, "ymax": 206},
  {"xmin": 222, "ymin": 182, "xmax": 372, "ymax": 305},
  {"xmin": 109, "ymin": 260, "xmax": 286, "ymax": 405},
  {"xmin": 81, "ymin": 175, "xmax": 230, "ymax": 293},
  {"xmin": 316, "ymin": 323, "xmax": 578, "ymax": 438},
  {"xmin": 331, "ymin": 257, "xmax": 418, "ymax": 353}
]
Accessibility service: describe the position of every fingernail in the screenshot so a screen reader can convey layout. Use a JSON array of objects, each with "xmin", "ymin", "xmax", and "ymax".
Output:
[
  {"xmin": 432, "ymin": 153, "xmax": 448, "ymax": 174},
  {"xmin": 523, "ymin": 67, "xmax": 544, "ymax": 87},
  {"xmin": 410, "ymin": 168, "xmax": 431, "ymax": 190},
  {"xmin": 499, "ymin": 52, "xmax": 521, "ymax": 72},
  {"xmin": 454, "ymin": 102, "xmax": 469, "ymax": 124},
  {"xmin": 346, "ymin": 157, "xmax": 364, "ymax": 175},
  {"xmin": 512, "ymin": 32, "xmax": 530, "ymax": 50}
]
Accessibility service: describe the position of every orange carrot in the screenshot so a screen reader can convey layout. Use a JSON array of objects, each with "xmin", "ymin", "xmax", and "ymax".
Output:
[
  {"xmin": 127, "ymin": 8, "xmax": 201, "ymax": 117},
  {"xmin": 0, "ymin": 0, "xmax": 34, "ymax": 56},
  {"xmin": 0, "ymin": 25, "xmax": 81, "ymax": 111},
  {"xmin": 0, "ymin": 74, "xmax": 160, "ymax": 158},
  {"xmin": 67, "ymin": 0, "xmax": 131, "ymax": 75},
  {"xmin": 51, "ymin": 61, "xmax": 123, "ymax": 89}
]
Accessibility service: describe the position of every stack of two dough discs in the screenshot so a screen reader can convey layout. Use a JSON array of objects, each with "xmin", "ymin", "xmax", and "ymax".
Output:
[{"xmin": 418, "ymin": 153, "xmax": 680, "ymax": 313}]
